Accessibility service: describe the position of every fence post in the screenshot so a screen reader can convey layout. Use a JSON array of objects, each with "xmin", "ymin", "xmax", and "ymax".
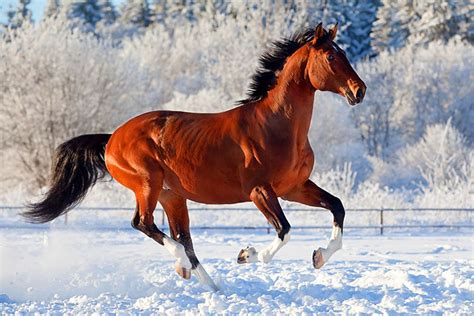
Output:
[{"xmin": 380, "ymin": 208, "xmax": 384, "ymax": 235}]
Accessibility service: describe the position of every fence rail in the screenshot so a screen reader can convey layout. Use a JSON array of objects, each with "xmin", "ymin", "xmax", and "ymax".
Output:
[{"xmin": 1, "ymin": 206, "xmax": 473, "ymax": 235}]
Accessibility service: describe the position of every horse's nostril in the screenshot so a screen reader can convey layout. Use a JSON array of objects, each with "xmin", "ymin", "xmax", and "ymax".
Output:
[{"xmin": 356, "ymin": 88, "xmax": 363, "ymax": 100}]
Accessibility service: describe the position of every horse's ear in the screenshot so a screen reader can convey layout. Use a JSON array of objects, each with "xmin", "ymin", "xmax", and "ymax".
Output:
[
  {"xmin": 329, "ymin": 22, "xmax": 338, "ymax": 40},
  {"xmin": 312, "ymin": 23, "xmax": 324, "ymax": 44}
]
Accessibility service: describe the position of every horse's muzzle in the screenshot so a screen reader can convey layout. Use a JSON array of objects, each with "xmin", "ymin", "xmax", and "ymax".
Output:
[{"xmin": 345, "ymin": 85, "xmax": 366, "ymax": 106}]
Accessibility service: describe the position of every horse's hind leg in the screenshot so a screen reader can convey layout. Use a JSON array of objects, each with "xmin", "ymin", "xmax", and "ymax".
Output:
[
  {"xmin": 282, "ymin": 179, "xmax": 344, "ymax": 269},
  {"xmin": 158, "ymin": 189, "xmax": 219, "ymax": 291},
  {"xmin": 130, "ymin": 177, "xmax": 192, "ymax": 278}
]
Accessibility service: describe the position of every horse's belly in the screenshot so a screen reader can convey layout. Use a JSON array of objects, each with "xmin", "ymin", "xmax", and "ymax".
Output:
[
  {"xmin": 161, "ymin": 161, "xmax": 248, "ymax": 204},
  {"xmin": 161, "ymin": 145, "xmax": 314, "ymax": 202}
]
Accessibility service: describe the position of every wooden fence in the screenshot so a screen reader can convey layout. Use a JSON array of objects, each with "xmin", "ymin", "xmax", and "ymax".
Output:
[{"xmin": 1, "ymin": 206, "xmax": 472, "ymax": 235}]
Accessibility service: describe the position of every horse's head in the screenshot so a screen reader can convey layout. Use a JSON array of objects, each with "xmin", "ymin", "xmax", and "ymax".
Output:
[{"xmin": 306, "ymin": 23, "xmax": 366, "ymax": 106}]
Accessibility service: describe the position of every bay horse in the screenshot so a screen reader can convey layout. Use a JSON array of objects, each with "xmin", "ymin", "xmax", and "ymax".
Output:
[{"xmin": 24, "ymin": 23, "xmax": 366, "ymax": 291}]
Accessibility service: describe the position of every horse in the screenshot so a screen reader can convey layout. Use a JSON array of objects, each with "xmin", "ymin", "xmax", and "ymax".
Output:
[{"xmin": 23, "ymin": 23, "xmax": 366, "ymax": 291}]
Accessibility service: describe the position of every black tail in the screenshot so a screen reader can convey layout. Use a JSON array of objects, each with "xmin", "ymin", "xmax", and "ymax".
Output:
[{"xmin": 22, "ymin": 134, "xmax": 111, "ymax": 223}]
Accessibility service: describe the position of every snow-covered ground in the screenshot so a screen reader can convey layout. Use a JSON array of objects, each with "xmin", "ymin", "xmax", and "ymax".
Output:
[{"xmin": 1, "ymin": 222, "xmax": 473, "ymax": 314}]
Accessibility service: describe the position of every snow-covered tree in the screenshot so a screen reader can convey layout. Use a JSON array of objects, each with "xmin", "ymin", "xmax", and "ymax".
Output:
[
  {"xmin": 372, "ymin": 0, "xmax": 473, "ymax": 54},
  {"xmin": 351, "ymin": 50, "xmax": 401, "ymax": 158},
  {"xmin": 6, "ymin": 0, "xmax": 33, "ymax": 29},
  {"xmin": 149, "ymin": 0, "xmax": 189, "ymax": 26},
  {"xmin": 340, "ymin": 0, "xmax": 380, "ymax": 60},
  {"xmin": 156, "ymin": 0, "xmax": 205, "ymax": 24},
  {"xmin": 150, "ymin": 0, "xmax": 165, "ymax": 24},
  {"xmin": 44, "ymin": 0, "xmax": 60, "ymax": 19},
  {"xmin": 370, "ymin": 0, "xmax": 415, "ymax": 54},
  {"xmin": 62, "ymin": 0, "xmax": 118, "ymax": 33},
  {"xmin": 98, "ymin": 0, "xmax": 117, "ymax": 25},
  {"xmin": 67, "ymin": 0, "xmax": 102, "ymax": 28},
  {"xmin": 405, "ymin": 40, "xmax": 473, "ymax": 141},
  {"xmin": 0, "ymin": 17, "xmax": 154, "ymax": 188},
  {"xmin": 408, "ymin": 0, "xmax": 474, "ymax": 47},
  {"xmin": 352, "ymin": 36, "xmax": 473, "ymax": 159},
  {"xmin": 120, "ymin": 0, "xmax": 153, "ymax": 28},
  {"xmin": 399, "ymin": 121, "xmax": 472, "ymax": 188},
  {"xmin": 308, "ymin": 0, "xmax": 379, "ymax": 61},
  {"xmin": 309, "ymin": 92, "xmax": 367, "ymax": 176}
]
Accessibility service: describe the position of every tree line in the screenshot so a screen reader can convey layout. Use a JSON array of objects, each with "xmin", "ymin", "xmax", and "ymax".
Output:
[{"xmin": 3, "ymin": 0, "xmax": 473, "ymax": 62}]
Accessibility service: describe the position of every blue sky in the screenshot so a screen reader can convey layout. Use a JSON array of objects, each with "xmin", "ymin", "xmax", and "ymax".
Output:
[
  {"xmin": 1, "ymin": 0, "xmax": 46, "ymax": 23},
  {"xmin": 0, "ymin": 0, "xmax": 126, "ymax": 24}
]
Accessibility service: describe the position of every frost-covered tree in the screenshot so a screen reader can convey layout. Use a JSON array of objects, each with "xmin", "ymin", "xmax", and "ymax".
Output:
[
  {"xmin": 63, "ymin": 0, "xmax": 118, "ymax": 33},
  {"xmin": 67, "ymin": 0, "xmax": 102, "ymax": 28},
  {"xmin": 156, "ymin": 0, "xmax": 208, "ymax": 24},
  {"xmin": 44, "ymin": 0, "xmax": 60, "ymax": 19},
  {"xmin": 353, "ymin": 38, "xmax": 474, "ymax": 158},
  {"xmin": 150, "ymin": 0, "xmax": 166, "ymax": 24},
  {"xmin": 6, "ymin": 0, "xmax": 33, "ymax": 29},
  {"xmin": 370, "ymin": 0, "xmax": 415, "ymax": 54},
  {"xmin": 309, "ymin": 92, "xmax": 368, "ymax": 178},
  {"xmin": 98, "ymin": 0, "xmax": 117, "ymax": 25},
  {"xmin": 120, "ymin": 0, "xmax": 153, "ymax": 28},
  {"xmin": 404, "ymin": 40, "xmax": 474, "ymax": 141},
  {"xmin": 150, "ymin": 0, "xmax": 191, "ymax": 26},
  {"xmin": 399, "ymin": 121, "xmax": 472, "ymax": 189},
  {"xmin": 408, "ymin": 0, "xmax": 474, "ymax": 47},
  {"xmin": 0, "ymin": 17, "xmax": 154, "ymax": 188},
  {"xmin": 372, "ymin": 0, "xmax": 474, "ymax": 54},
  {"xmin": 351, "ymin": 51, "xmax": 401, "ymax": 158},
  {"xmin": 120, "ymin": 1, "xmax": 309, "ymax": 106},
  {"xmin": 338, "ymin": 0, "xmax": 380, "ymax": 60},
  {"xmin": 309, "ymin": 0, "xmax": 379, "ymax": 61}
]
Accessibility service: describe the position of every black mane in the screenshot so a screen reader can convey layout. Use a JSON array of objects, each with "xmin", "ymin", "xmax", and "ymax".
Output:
[{"xmin": 238, "ymin": 26, "xmax": 329, "ymax": 104}]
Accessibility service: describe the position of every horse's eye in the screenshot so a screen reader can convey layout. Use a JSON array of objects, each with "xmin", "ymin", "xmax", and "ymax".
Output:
[{"xmin": 327, "ymin": 54, "xmax": 334, "ymax": 61}]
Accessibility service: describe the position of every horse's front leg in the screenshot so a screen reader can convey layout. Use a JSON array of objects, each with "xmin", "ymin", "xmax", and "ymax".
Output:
[
  {"xmin": 237, "ymin": 184, "xmax": 291, "ymax": 264},
  {"xmin": 282, "ymin": 179, "xmax": 344, "ymax": 269}
]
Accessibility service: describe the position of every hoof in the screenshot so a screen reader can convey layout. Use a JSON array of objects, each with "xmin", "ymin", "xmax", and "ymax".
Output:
[
  {"xmin": 175, "ymin": 262, "xmax": 191, "ymax": 279},
  {"xmin": 237, "ymin": 246, "xmax": 257, "ymax": 264},
  {"xmin": 313, "ymin": 248, "xmax": 325, "ymax": 269}
]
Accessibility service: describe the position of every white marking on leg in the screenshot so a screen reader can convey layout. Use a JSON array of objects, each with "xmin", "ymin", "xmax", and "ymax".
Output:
[
  {"xmin": 163, "ymin": 237, "xmax": 192, "ymax": 269},
  {"xmin": 319, "ymin": 226, "xmax": 342, "ymax": 263},
  {"xmin": 193, "ymin": 264, "xmax": 219, "ymax": 292},
  {"xmin": 257, "ymin": 232, "xmax": 290, "ymax": 263}
]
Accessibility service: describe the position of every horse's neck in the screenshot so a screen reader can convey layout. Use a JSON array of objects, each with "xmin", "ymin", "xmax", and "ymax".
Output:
[{"xmin": 253, "ymin": 49, "xmax": 315, "ymax": 146}]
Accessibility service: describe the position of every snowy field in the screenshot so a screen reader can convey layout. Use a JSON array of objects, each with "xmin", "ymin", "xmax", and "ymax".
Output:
[{"xmin": 1, "ymin": 222, "xmax": 473, "ymax": 314}]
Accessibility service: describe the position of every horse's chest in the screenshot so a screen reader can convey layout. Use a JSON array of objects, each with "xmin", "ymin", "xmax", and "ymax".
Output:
[
  {"xmin": 245, "ymin": 141, "xmax": 314, "ymax": 195},
  {"xmin": 272, "ymin": 147, "xmax": 314, "ymax": 193}
]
